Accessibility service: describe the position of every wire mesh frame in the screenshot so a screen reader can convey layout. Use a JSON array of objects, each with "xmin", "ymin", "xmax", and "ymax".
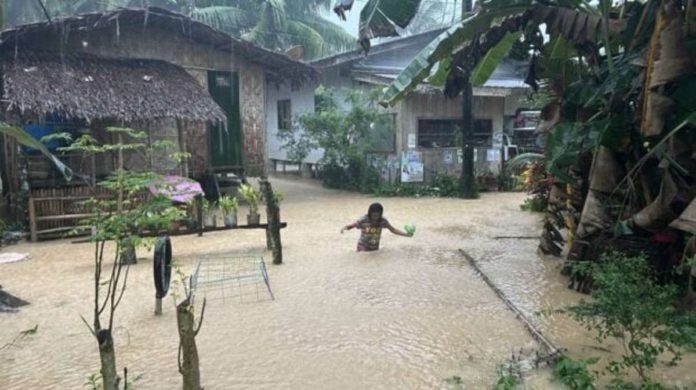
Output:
[{"xmin": 190, "ymin": 253, "xmax": 275, "ymax": 304}]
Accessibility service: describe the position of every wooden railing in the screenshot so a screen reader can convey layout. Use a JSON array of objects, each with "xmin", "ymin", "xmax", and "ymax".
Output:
[{"xmin": 28, "ymin": 186, "xmax": 112, "ymax": 242}]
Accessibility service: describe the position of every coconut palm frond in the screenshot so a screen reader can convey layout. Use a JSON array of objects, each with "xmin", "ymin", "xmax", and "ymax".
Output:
[
  {"xmin": 191, "ymin": 6, "xmax": 257, "ymax": 35},
  {"xmin": 257, "ymin": 0, "xmax": 288, "ymax": 32},
  {"xmin": 285, "ymin": 0, "xmax": 333, "ymax": 17},
  {"xmin": 299, "ymin": 14, "xmax": 357, "ymax": 54},
  {"xmin": 287, "ymin": 20, "xmax": 326, "ymax": 59}
]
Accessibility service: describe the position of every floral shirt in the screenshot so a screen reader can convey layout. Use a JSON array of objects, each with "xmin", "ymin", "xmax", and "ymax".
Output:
[{"xmin": 356, "ymin": 215, "xmax": 391, "ymax": 251}]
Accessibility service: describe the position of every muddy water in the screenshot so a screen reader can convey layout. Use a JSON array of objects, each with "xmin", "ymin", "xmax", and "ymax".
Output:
[{"xmin": 1, "ymin": 177, "xmax": 694, "ymax": 389}]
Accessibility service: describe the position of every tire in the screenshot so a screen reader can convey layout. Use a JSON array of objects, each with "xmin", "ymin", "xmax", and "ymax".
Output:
[{"xmin": 153, "ymin": 235, "xmax": 172, "ymax": 299}]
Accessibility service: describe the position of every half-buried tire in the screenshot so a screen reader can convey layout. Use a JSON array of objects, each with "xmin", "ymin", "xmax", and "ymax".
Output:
[{"xmin": 153, "ymin": 235, "xmax": 172, "ymax": 299}]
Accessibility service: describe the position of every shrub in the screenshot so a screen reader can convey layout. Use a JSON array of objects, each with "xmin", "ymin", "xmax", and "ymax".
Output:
[
  {"xmin": 553, "ymin": 355, "xmax": 598, "ymax": 390},
  {"xmin": 568, "ymin": 252, "xmax": 696, "ymax": 385}
]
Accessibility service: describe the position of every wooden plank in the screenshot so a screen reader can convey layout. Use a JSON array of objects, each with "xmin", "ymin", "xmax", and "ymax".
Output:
[
  {"xmin": 458, "ymin": 249, "xmax": 562, "ymax": 358},
  {"xmin": 37, "ymin": 226, "xmax": 91, "ymax": 234},
  {"xmin": 31, "ymin": 195, "xmax": 112, "ymax": 202},
  {"xmin": 71, "ymin": 222, "xmax": 288, "ymax": 243},
  {"xmin": 29, "ymin": 198, "xmax": 38, "ymax": 242},
  {"xmin": 36, "ymin": 213, "xmax": 94, "ymax": 221}
]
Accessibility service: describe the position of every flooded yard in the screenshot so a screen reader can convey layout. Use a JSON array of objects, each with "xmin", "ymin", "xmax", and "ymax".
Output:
[{"xmin": 1, "ymin": 177, "xmax": 694, "ymax": 389}]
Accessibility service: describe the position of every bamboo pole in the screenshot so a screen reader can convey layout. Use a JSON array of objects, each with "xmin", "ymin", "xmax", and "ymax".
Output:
[{"xmin": 458, "ymin": 249, "xmax": 562, "ymax": 358}]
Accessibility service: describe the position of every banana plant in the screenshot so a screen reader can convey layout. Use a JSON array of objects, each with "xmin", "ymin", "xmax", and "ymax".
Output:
[{"xmin": 0, "ymin": 122, "xmax": 72, "ymax": 181}]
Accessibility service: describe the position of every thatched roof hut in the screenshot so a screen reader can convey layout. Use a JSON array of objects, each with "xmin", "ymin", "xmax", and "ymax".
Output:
[
  {"xmin": 1, "ymin": 53, "xmax": 226, "ymax": 123},
  {"xmin": 0, "ymin": 7, "xmax": 317, "ymax": 84}
]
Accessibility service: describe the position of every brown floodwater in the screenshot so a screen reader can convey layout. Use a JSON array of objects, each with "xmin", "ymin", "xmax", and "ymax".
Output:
[{"xmin": 1, "ymin": 177, "xmax": 694, "ymax": 389}]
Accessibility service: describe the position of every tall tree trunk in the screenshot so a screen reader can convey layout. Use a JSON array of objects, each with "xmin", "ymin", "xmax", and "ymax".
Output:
[
  {"xmin": 97, "ymin": 329, "xmax": 120, "ymax": 390},
  {"xmin": 177, "ymin": 297, "xmax": 203, "ymax": 390},
  {"xmin": 460, "ymin": 81, "xmax": 476, "ymax": 198}
]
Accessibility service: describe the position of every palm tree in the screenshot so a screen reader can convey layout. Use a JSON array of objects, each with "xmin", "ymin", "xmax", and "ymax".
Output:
[
  {"xmin": 3, "ymin": 1, "xmax": 354, "ymax": 59},
  {"xmin": 190, "ymin": 0, "xmax": 356, "ymax": 59}
]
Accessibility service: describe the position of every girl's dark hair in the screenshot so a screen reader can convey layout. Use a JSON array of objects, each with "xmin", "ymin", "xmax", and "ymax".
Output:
[{"xmin": 368, "ymin": 202, "xmax": 383, "ymax": 217}]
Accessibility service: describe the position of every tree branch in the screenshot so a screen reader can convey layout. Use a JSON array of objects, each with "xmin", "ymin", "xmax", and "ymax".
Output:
[
  {"xmin": 98, "ymin": 242, "xmax": 119, "ymax": 316},
  {"xmin": 177, "ymin": 342, "xmax": 184, "ymax": 375},
  {"xmin": 113, "ymin": 263, "xmax": 131, "ymax": 310},
  {"xmin": 108, "ymin": 250, "xmax": 125, "ymax": 331},
  {"xmin": 35, "ymin": 0, "xmax": 52, "ymax": 23},
  {"xmin": 193, "ymin": 298, "xmax": 206, "ymax": 336}
]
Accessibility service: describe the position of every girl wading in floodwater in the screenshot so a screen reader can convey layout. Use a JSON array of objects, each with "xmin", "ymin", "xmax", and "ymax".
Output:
[{"xmin": 340, "ymin": 202, "xmax": 413, "ymax": 252}]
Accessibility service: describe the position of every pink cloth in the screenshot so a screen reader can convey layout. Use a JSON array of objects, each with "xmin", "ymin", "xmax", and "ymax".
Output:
[
  {"xmin": 652, "ymin": 229, "xmax": 679, "ymax": 244},
  {"xmin": 148, "ymin": 175, "xmax": 203, "ymax": 203}
]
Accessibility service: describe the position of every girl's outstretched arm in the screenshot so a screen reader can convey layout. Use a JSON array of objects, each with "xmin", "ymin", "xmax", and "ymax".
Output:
[
  {"xmin": 386, "ymin": 221, "xmax": 410, "ymax": 237},
  {"xmin": 340, "ymin": 221, "xmax": 359, "ymax": 233}
]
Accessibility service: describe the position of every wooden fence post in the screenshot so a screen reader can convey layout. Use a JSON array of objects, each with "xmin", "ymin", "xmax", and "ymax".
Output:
[
  {"xmin": 259, "ymin": 178, "xmax": 282, "ymax": 265},
  {"xmin": 28, "ymin": 197, "xmax": 37, "ymax": 242}
]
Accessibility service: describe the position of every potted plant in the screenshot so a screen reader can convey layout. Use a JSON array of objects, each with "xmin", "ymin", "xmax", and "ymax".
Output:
[
  {"xmin": 201, "ymin": 199, "xmax": 217, "ymax": 228},
  {"xmin": 184, "ymin": 198, "xmax": 198, "ymax": 231},
  {"xmin": 218, "ymin": 195, "xmax": 239, "ymax": 228},
  {"xmin": 239, "ymin": 184, "xmax": 262, "ymax": 225}
]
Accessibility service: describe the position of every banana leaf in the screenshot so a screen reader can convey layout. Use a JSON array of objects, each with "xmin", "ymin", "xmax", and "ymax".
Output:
[
  {"xmin": 380, "ymin": 2, "xmax": 627, "ymax": 106},
  {"xmin": 574, "ymin": 147, "xmax": 624, "ymax": 239},
  {"xmin": 470, "ymin": 31, "xmax": 523, "ymax": 86},
  {"xmin": 629, "ymin": 169, "xmax": 680, "ymax": 231},
  {"xmin": 358, "ymin": 0, "xmax": 421, "ymax": 51},
  {"xmin": 381, "ymin": 6, "xmax": 530, "ymax": 106},
  {"xmin": 0, "ymin": 122, "xmax": 73, "ymax": 181},
  {"xmin": 641, "ymin": 0, "xmax": 693, "ymax": 136},
  {"xmin": 670, "ymin": 198, "xmax": 696, "ymax": 234}
]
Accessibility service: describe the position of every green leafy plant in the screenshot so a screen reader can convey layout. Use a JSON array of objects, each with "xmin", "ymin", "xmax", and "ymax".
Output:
[
  {"xmin": 444, "ymin": 375, "xmax": 463, "ymax": 385},
  {"xmin": 281, "ymin": 86, "xmax": 392, "ymax": 192},
  {"xmin": 239, "ymin": 184, "xmax": 262, "ymax": 216},
  {"xmin": 568, "ymin": 252, "xmax": 696, "ymax": 385},
  {"xmin": 520, "ymin": 197, "xmax": 547, "ymax": 212},
  {"xmin": 494, "ymin": 364, "xmax": 520, "ymax": 390},
  {"xmin": 553, "ymin": 355, "xmax": 598, "ymax": 390},
  {"xmin": 217, "ymin": 196, "xmax": 238, "ymax": 214},
  {"xmin": 60, "ymin": 126, "xmax": 186, "ymax": 390},
  {"xmin": 430, "ymin": 172, "xmax": 461, "ymax": 197}
]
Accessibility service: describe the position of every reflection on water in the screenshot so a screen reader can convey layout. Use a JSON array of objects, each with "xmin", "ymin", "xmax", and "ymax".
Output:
[{"xmin": 0, "ymin": 177, "xmax": 694, "ymax": 389}]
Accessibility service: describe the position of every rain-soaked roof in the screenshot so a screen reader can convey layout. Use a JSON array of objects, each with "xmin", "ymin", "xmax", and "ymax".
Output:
[
  {"xmin": 312, "ymin": 28, "xmax": 529, "ymax": 91},
  {"xmin": 0, "ymin": 7, "xmax": 317, "ymax": 82},
  {"xmin": 1, "ymin": 53, "xmax": 227, "ymax": 123}
]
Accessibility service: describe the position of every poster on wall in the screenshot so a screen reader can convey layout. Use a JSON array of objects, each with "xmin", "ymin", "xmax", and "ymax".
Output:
[
  {"xmin": 401, "ymin": 151, "xmax": 424, "ymax": 183},
  {"xmin": 443, "ymin": 150, "xmax": 454, "ymax": 164},
  {"xmin": 407, "ymin": 133, "xmax": 416, "ymax": 149}
]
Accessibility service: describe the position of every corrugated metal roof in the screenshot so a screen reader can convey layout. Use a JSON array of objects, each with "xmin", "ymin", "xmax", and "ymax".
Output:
[{"xmin": 315, "ymin": 27, "xmax": 528, "ymax": 91}]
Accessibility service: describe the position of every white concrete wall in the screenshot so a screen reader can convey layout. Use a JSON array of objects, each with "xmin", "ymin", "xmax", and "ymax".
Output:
[
  {"xmin": 318, "ymin": 66, "xmax": 356, "ymax": 111},
  {"xmin": 265, "ymin": 79, "xmax": 322, "ymax": 164}
]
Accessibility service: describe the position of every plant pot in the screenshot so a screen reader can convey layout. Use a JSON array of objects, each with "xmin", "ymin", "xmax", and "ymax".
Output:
[
  {"xmin": 224, "ymin": 212, "xmax": 237, "ymax": 228},
  {"xmin": 247, "ymin": 212, "xmax": 260, "ymax": 226},
  {"xmin": 203, "ymin": 213, "xmax": 217, "ymax": 228},
  {"xmin": 120, "ymin": 245, "xmax": 137, "ymax": 265},
  {"xmin": 169, "ymin": 220, "xmax": 182, "ymax": 234}
]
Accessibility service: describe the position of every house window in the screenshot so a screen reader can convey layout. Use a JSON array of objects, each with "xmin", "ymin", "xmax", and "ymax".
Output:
[
  {"xmin": 418, "ymin": 119, "xmax": 460, "ymax": 148},
  {"xmin": 417, "ymin": 119, "xmax": 494, "ymax": 148},
  {"xmin": 472, "ymin": 119, "xmax": 493, "ymax": 146},
  {"xmin": 277, "ymin": 99, "xmax": 292, "ymax": 130}
]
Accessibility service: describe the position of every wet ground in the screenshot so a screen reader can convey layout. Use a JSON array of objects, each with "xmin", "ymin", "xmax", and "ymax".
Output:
[{"xmin": 1, "ymin": 176, "xmax": 694, "ymax": 389}]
